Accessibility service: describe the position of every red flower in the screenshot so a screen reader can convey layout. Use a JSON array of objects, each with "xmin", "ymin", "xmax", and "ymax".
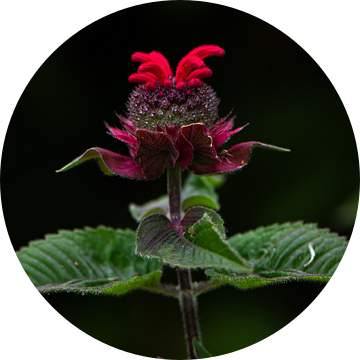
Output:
[{"xmin": 58, "ymin": 45, "xmax": 289, "ymax": 179}]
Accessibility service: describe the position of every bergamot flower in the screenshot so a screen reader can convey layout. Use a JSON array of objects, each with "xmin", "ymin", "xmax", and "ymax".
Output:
[{"xmin": 58, "ymin": 45, "xmax": 289, "ymax": 179}]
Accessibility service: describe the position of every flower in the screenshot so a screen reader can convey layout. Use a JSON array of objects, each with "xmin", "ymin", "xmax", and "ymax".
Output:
[{"xmin": 57, "ymin": 45, "xmax": 289, "ymax": 179}]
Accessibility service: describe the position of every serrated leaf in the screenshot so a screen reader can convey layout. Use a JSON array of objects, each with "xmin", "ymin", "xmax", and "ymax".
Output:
[
  {"xmin": 17, "ymin": 227, "xmax": 169, "ymax": 296},
  {"xmin": 205, "ymin": 268, "xmax": 332, "ymax": 290},
  {"xmin": 136, "ymin": 206, "xmax": 251, "ymax": 271},
  {"xmin": 204, "ymin": 222, "xmax": 347, "ymax": 290},
  {"xmin": 228, "ymin": 222, "xmax": 347, "ymax": 273}
]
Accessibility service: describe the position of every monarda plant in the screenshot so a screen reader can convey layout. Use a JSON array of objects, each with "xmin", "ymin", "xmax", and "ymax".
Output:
[{"xmin": 17, "ymin": 45, "xmax": 348, "ymax": 359}]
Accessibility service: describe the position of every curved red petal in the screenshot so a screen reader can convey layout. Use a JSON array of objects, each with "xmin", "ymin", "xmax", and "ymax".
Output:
[
  {"xmin": 149, "ymin": 51, "xmax": 173, "ymax": 78},
  {"xmin": 131, "ymin": 52, "xmax": 154, "ymax": 63},
  {"xmin": 186, "ymin": 45, "xmax": 225, "ymax": 59},
  {"xmin": 139, "ymin": 62, "xmax": 168, "ymax": 84},
  {"xmin": 186, "ymin": 67, "xmax": 212, "ymax": 81},
  {"xmin": 129, "ymin": 72, "xmax": 158, "ymax": 84},
  {"xmin": 130, "ymin": 51, "xmax": 172, "ymax": 87},
  {"xmin": 175, "ymin": 45, "xmax": 224, "ymax": 87},
  {"xmin": 175, "ymin": 56, "xmax": 205, "ymax": 85}
]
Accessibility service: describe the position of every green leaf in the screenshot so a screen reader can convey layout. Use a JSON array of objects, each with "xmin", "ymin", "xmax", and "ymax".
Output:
[
  {"xmin": 129, "ymin": 173, "xmax": 221, "ymax": 222},
  {"xmin": 202, "ymin": 174, "xmax": 227, "ymax": 189},
  {"xmin": 136, "ymin": 206, "xmax": 251, "ymax": 272},
  {"xmin": 16, "ymin": 227, "xmax": 170, "ymax": 296},
  {"xmin": 129, "ymin": 195, "xmax": 168, "ymax": 222},
  {"xmin": 181, "ymin": 173, "xmax": 220, "ymax": 212},
  {"xmin": 194, "ymin": 339, "xmax": 212, "ymax": 358},
  {"xmin": 205, "ymin": 222, "xmax": 348, "ymax": 290}
]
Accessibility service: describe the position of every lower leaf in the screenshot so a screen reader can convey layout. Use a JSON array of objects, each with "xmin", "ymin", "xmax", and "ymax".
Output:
[
  {"xmin": 17, "ymin": 227, "xmax": 168, "ymax": 296},
  {"xmin": 200, "ymin": 222, "xmax": 348, "ymax": 291}
]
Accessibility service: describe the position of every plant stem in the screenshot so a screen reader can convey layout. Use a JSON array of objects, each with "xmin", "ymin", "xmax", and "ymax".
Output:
[
  {"xmin": 167, "ymin": 163, "xmax": 182, "ymax": 223},
  {"xmin": 177, "ymin": 267, "xmax": 201, "ymax": 359},
  {"xmin": 167, "ymin": 164, "xmax": 201, "ymax": 359}
]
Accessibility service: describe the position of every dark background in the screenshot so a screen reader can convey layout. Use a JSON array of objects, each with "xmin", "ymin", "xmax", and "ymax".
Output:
[{"xmin": 1, "ymin": 1, "xmax": 358, "ymax": 358}]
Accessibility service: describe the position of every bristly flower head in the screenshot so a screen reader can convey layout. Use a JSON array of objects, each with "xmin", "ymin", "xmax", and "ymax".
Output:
[
  {"xmin": 127, "ymin": 45, "xmax": 224, "ymax": 130},
  {"xmin": 58, "ymin": 45, "xmax": 289, "ymax": 179}
]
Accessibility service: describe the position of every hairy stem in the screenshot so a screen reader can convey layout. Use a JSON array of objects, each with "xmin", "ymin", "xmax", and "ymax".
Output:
[
  {"xmin": 177, "ymin": 267, "xmax": 201, "ymax": 359},
  {"xmin": 167, "ymin": 164, "xmax": 201, "ymax": 359}
]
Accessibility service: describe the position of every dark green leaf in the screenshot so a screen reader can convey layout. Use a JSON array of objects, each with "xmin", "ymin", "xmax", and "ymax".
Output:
[
  {"xmin": 136, "ymin": 206, "xmax": 251, "ymax": 271},
  {"xmin": 204, "ymin": 222, "xmax": 347, "ymax": 290},
  {"xmin": 228, "ymin": 222, "xmax": 347, "ymax": 273},
  {"xmin": 17, "ymin": 227, "xmax": 170, "ymax": 296}
]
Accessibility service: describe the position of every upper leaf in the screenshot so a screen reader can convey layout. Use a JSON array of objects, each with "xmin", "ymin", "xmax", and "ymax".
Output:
[
  {"xmin": 17, "ymin": 227, "xmax": 166, "ymax": 296},
  {"xmin": 181, "ymin": 173, "xmax": 220, "ymax": 211},
  {"xmin": 136, "ymin": 206, "xmax": 251, "ymax": 272}
]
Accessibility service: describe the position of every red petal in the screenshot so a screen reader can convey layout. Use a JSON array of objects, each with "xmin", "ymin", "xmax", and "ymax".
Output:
[
  {"xmin": 186, "ymin": 45, "xmax": 225, "ymax": 59},
  {"xmin": 134, "ymin": 130, "xmax": 179, "ymax": 178},
  {"xmin": 56, "ymin": 147, "xmax": 146, "ymax": 179},
  {"xmin": 186, "ymin": 67, "xmax": 212, "ymax": 81},
  {"xmin": 139, "ymin": 62, "xmax": 168, "ymax": 84},
  {"xmin": 131, "ymin": 52, "xmax": 154, "ymax": 63},
  {"xmin": 175, "ymin": 56, "xmax": 205, "ymax": 85},
  {"xmin": 128, "ymin": 72, "xmax": 158, "ymax": 84},
  {"xmin": 149, "ymin": 51, "xmax": 173, "ymax": 78},
  {"xmin": 131, "ymin": 51, "xmax": 173, "ymax": 87},
  {"xmin": 175, "ymin": 45, "xmax": 224, "ymax": 87}
]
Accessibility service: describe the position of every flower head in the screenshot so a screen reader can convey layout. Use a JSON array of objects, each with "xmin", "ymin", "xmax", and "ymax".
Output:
[
  {"xmin": 58, "ymin": 45, "xmax": 289, "ymax": 179},
  {"xmin": 127, "ymin": 45, "xmax": 223, "ymax": 130}
]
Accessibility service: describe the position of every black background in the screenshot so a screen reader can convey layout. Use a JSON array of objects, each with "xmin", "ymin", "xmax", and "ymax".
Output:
[{"xmin": 1, "ymin": 1, "xmax": 358, "ymax": 358}]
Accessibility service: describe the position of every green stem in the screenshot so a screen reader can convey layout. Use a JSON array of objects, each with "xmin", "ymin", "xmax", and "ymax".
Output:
[{"xmin": 167, "ymin": 164, "xmax": 201, "ymax": 359}]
